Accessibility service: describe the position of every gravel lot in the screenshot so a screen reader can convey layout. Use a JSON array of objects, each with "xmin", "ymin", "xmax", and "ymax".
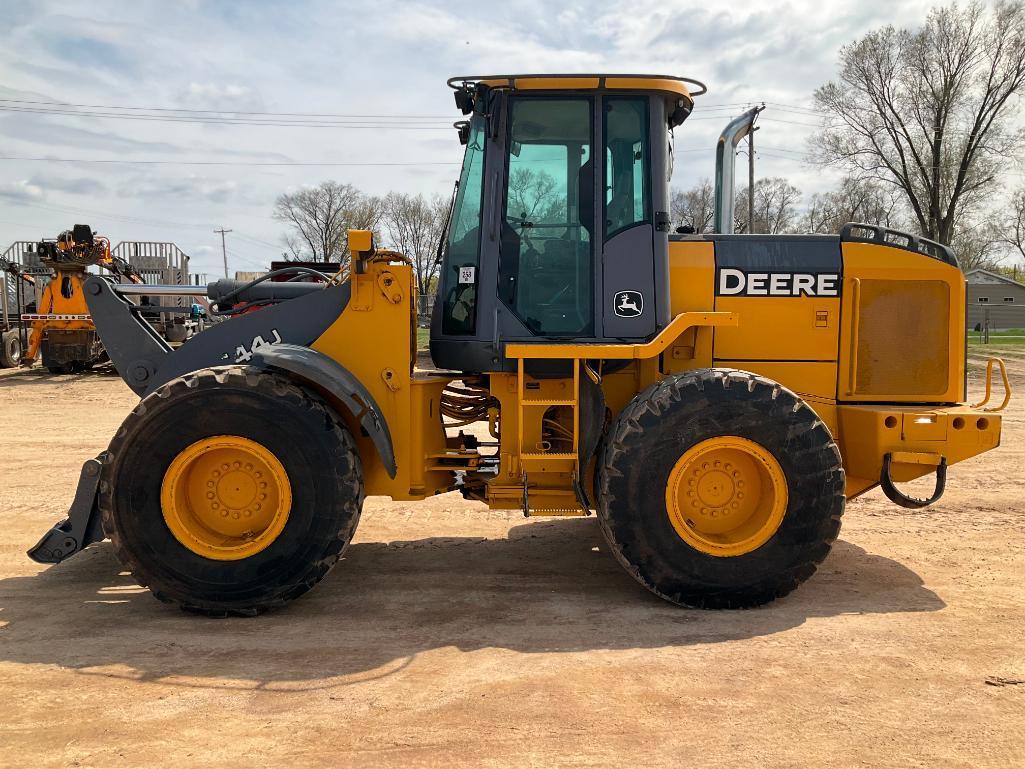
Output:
[{"xmin": 1, "ymin": 353, "xmax": 1022, "ymax": 768}]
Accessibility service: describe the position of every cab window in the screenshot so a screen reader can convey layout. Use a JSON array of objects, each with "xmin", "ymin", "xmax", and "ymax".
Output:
[
  {"xmin": 604, "ymin": 98, "xmax": 650, "ymax": 238},
  {"xmin": 498, "ymin": 97, "xmax": 594, "ymax": 337},
  {"xmin": 441, "ymin": 117, "xmax": 486, "ymax": 335}
]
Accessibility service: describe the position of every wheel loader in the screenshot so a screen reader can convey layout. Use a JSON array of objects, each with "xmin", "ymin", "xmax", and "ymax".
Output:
[
  {"xmin": 22, "ymin": 225, "xmax": 145, "ymax": 373},
  {"xmin": 27, "ymin": 74, "xmax": 1009, "ymax": 615}
]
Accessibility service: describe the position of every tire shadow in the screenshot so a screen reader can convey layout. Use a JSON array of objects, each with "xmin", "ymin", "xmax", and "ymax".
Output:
[
  {"xmin": 0, "ymin": 518, "xmax": 944, "ymax": 689},
  {"xmin": 0, "ymin": 364, "xmax": 121, "ymax": 388}
]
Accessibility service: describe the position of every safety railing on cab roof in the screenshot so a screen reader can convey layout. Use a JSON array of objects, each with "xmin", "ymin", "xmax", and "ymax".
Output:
[{"xmin": 840, "ymin": 223, "xmax": 958, "ymax": 267}]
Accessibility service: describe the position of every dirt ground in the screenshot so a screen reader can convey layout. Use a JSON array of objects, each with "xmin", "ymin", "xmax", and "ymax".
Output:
[{"xmin": 0, "ymin": 352, "xmax": 1023, "ymax": 769}]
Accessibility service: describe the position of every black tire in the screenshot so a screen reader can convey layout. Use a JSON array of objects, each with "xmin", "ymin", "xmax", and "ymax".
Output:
[
  {"xmin": 597, "ymin": 368, "xmax": 845, "ymax": 609},
  {"xmin": 0, "ymin": 331, "xmax": 21, "ymax": 367},
  {"xmin": 99, "ymin": 366, "xmax": 364, "ymax": 615},
  {"xmin": 47, "ymin": 363, "xmax": 73, "ymax": 375}
]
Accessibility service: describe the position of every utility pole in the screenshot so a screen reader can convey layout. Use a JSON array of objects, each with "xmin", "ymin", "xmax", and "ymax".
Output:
[
  {"xmin": 214, "ymin": 227, "xmax": 232, "ymax": 279},
  {"xmin": 748, "ymin": 105, "xmax": 764, "ymax": 234}
]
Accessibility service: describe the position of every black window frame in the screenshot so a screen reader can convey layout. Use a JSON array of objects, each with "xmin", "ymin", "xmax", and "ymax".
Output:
[{"xmin": 498, "ymin": 93, "xmax": 596, "ymax": 338}]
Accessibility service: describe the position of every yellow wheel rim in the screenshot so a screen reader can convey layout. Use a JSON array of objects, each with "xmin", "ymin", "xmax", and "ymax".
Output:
[
  {"xmin": 665, "ymin": 436, "xmax": 788, "ymax": 557},
  {"xmin": 160, "ymin": 436, "xmax": 292, "ymax": 561}
]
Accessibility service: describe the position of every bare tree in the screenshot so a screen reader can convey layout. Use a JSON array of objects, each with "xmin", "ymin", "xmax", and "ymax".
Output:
[
  {"xmin": 382, "ymin": 192, "xmax": 447, "ymax": 304},
  {"xmin": 671, "ymin": 178, "xmax": 715, "ymax": 232},
  {"xmin": 951, "ymin": 216, "xmax": 1004, "ymax": 269},
  {"xmin": 803, "ymin": 176, "xmax": 906, "ymax": 233},
  {"xmin": 812, "ymin": 2, "xmax": 1025, "ymax": 246},
  {"xmin": 735, "ymin": 177, "xmax": 803, "ymax": 233},
  {"xmin": 273, "ymin": 181, "xmax": 383, "ymax": 266},
  {"xmin": 507, "ymin": 168, "xmax": 565, "ymax": 224},
  {"xmin": 995, "ymin": 186, "xmax": 1025, "ymax": 265}
]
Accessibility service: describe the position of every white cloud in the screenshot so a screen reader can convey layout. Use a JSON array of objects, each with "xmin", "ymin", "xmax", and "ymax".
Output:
[
  {"xmin": 0, "ymin": 0, "xmax": 974, "ymax": 265},
  {"xmin": 0, "ymin": 180, "xmax": 45, "ymax": 204}
]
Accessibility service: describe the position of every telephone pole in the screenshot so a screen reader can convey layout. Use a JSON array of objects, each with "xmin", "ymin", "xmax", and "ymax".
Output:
[
  {"xmin": 213, "ymin": 227, "xmax": 232, "ymax": 279},
  {"xmin": 748, "ymin": 105, "xmax": 764, "ymax": 234}
]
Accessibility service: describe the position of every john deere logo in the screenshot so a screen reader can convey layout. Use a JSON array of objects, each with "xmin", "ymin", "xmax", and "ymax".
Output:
[{"xmin": 614, "ymin": 290, "xmax": 643, "ymax": 318}]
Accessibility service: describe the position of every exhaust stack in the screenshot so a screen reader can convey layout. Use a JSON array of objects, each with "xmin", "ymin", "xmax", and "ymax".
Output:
[{"xmin": 713, "ymin": 107, "xmax": 762, "ymax": 234}]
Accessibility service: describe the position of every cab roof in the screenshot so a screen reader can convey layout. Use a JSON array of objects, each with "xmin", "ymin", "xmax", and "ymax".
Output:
[{"xmin": 447, "ymin": 74, "xmax": 706, "ymax": 105}]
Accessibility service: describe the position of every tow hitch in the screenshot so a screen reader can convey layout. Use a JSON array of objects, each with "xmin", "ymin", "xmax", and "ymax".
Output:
[{"xmin": 879, "ymin": 452, "xmax": 947, "ymax": 509}]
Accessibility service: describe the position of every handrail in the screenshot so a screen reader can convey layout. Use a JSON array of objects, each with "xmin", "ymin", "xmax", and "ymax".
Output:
[
  {"xmin": 971, "ymin": 357, "xmax": 1011, "ymax": 412},
  {"xmin": 505, "ymin": 311, "xmax": 737, "ymax": 360},
  {"xmin": 446, "ymin": 74, "xmax": 708, "ymax": 97}
]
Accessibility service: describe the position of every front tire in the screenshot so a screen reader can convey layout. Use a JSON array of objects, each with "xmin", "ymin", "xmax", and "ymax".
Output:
[
  {"xmin": 597, "ymin": 368, "xmax": 844, "ymax": 609},
  {"xmin": 100, "ymin": 366, "xmax": 364, "ymax": 615}
]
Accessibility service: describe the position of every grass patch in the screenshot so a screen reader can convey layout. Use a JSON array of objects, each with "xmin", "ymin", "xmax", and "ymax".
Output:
[{"xmin": 969, "ymin": 338, "xmax": 1025, "ymax": 347}]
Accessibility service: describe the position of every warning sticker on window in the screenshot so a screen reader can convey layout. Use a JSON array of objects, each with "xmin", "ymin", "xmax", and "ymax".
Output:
[{"xmin": 458, "ymin": 266, "xmax": 475, "ymax": 284}]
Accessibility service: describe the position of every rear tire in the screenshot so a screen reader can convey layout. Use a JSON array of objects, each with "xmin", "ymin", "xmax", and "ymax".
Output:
[
  {"xmin": 597, "ymin": 368, "xmax": 845, "ymax": 609},
  {"xmin": 100, "ymin": 366, "xmax": 364, "ymax": 615},
  {"xmin": 0, "ymin": 331, "xmax": 20, "ymax": 367}
]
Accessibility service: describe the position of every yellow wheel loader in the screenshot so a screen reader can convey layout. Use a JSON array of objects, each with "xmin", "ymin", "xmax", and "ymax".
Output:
[
  {"xmin": 28, "ymin": 75, "xmax": 1008, "ymax": 615},
  {"xmin": 22, "ymin": 225, "xmax": 145, "ymax": 373}
]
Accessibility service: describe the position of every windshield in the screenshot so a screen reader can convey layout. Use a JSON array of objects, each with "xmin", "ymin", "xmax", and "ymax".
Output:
[{"xmin": 440, "ymin": 116, "xmax": 486, "ymax": 334}]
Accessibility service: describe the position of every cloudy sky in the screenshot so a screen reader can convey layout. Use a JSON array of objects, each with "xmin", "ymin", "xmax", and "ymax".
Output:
[{"xmin": 0, "ymin": 0, "xmax": 941, "ymax": 277}]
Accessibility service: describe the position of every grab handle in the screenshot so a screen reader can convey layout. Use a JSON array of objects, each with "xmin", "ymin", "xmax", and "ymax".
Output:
[{"xmin": 972, "ymin": 357, "xmax": 1011, "ymax": 412}]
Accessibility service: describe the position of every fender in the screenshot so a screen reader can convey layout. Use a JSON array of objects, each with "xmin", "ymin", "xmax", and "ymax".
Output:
[{"xmin": 252, "ymin": 343, "xmax": 397, "ymax": 479}]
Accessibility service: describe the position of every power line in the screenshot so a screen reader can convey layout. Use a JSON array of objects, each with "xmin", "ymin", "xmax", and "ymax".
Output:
[
  {"xmin": 0, "ymin": 156, "xmax": 458, "ymax": 167},
  {"xmin": 0, "ymin": 97, "xmax": 453, "ymax": 119},
  {"xmin": 232, "ymin": 232, "xmax": 283, "ymax": 250},
  {"xmin": 0, "ymin": 104, "xmax": 453, "ymax": 129}
]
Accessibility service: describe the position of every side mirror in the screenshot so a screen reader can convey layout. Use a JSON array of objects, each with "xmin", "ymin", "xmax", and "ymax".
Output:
[{"xmin": 453, "ymin": 85, "xmax": 474, "ymax": 115}]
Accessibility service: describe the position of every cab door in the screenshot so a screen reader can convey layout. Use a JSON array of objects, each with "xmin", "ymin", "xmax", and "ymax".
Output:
[
  {"xmin": 496, "ymin": 96, "xmax": 595, "ymax": 338},
  {"xmin": 601, "ymin": 96, "xmax": 659, "ymax": 338}
]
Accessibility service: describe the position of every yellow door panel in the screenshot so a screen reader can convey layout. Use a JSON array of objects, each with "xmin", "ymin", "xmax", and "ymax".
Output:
[
  {"xmin": 838, "ymin": 242, "xmax": 965, "ymax": 403},
  {"xmin": 714, "ymin": 295, "xmax": 840, "ymax": 361}
]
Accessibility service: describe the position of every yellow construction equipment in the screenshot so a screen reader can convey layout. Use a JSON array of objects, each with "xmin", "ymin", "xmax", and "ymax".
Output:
[
  {"xmin": 28, "ymin": 75, "xmax": 1007, "ymax": 615},
  {"xmin": 22, "ymin": 225, "xmax": 144, "ymax": 373}
]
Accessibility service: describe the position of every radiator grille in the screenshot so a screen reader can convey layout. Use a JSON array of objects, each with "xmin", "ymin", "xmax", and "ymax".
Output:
[{"xmin": 854, "ymin": 279, "xmax": 949, "ymax": 397}]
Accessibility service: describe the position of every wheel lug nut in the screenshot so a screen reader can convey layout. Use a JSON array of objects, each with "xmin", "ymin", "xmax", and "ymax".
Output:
[
  {"xmin": 232, "ymin": 461, "xmax": 240, "ymax": 469},
  {"xmin": 206, "ymin": 492, "xmax": 215, "ymax": 500},
  {"xmin": 221, "ymin": 464, "xmax": 229, "ymax": 471},
  {"xmin": 258, "ymin": 493, "xmax": 267, "ymax": 501},
  {"xmin": 232, "ymin": 512, "xmax": 240, "ymax": 520},
  {"xmin": 245, "ymin": 463, "xmax": 253, "ymax": 471},
  {"xmin": 244, "ymin": 510, "xmax": 252, "ymax": 518}
]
